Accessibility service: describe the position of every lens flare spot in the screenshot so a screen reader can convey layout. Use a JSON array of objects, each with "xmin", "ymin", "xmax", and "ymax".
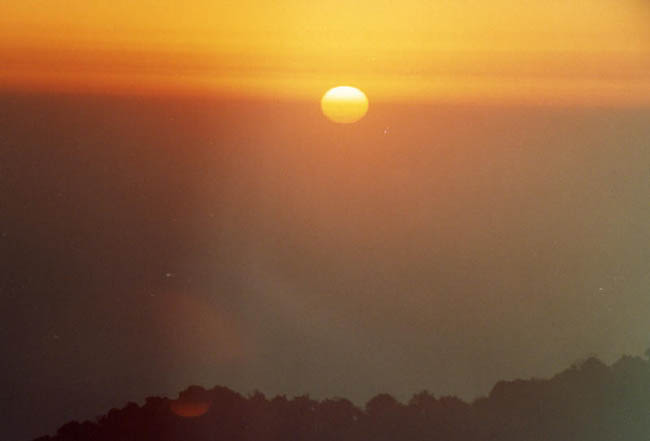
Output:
[{"xmin": 170, "ymin": 387, "xmax": 212, "ymax": 418}]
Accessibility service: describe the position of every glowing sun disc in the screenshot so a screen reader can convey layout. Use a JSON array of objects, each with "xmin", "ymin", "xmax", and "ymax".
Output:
[{"xmin": 321, "ymin": 86, "xmax": 369, "ymax": 124}]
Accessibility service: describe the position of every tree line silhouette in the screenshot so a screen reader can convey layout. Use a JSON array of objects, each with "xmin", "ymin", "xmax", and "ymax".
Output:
[{"xmin": 34, "ymin": 353, "xmax": 650, "ymax": 441}]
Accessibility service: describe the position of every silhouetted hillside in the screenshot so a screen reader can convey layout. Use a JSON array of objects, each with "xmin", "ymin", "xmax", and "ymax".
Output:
[{"xmin": 33, "ymin": 354, "xmax": 650, "ymax": 441}]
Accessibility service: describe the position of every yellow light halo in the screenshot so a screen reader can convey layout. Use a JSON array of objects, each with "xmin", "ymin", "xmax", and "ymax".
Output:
[{"xmin": 320, "ymin": 86, "xmax": 369, "ymax": 124}]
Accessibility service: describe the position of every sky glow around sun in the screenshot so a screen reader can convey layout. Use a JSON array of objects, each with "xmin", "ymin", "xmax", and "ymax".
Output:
[{"xmin": 0, "ymin": 0, "xmax": 648, "ymax": 104}]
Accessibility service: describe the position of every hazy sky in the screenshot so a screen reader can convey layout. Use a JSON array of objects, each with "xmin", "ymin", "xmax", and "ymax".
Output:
[
  {"xmin": 2, "ymin": 95, "xmax": 649, "ymax": 441},
  {"xmin": 1, "ymin": 2, "xmax": 650, "ymax": 441},
  {"xmin": 1, "ymin": 0, "xmax": 649, "ymax": 102}
]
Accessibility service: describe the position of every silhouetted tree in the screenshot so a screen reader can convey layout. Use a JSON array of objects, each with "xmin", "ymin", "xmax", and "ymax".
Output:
[{"xmin": 32, "ymin": 354, "xmax": 650, "ymax": 441}]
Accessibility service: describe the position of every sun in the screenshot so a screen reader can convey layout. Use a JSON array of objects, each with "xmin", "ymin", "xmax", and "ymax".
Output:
[{"xmin": 321, "ymin": 86, "xmax": 369, "ymax": 124}]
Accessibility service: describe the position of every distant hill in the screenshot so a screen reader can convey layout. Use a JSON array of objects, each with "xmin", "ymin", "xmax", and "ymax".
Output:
[{"xmin": 33, "ymin": 354, "xmax": 650, "ymax": 441}]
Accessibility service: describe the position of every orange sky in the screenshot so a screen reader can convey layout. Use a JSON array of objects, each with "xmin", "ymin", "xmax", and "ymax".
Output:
[{"xmin": 1, "ymin": 0, "xmax": 649, "ymax": 104}]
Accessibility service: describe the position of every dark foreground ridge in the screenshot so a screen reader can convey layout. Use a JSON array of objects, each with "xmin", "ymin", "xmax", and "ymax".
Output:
[{"xmin": 34, "ymin": 354, "xmax": 650, "ymax": 441}]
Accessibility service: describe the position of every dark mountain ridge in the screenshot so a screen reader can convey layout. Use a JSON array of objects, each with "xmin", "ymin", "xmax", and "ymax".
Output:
[{"xmin": 33, "ymin": 353, "xmax": 650, "ymax": 441}]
